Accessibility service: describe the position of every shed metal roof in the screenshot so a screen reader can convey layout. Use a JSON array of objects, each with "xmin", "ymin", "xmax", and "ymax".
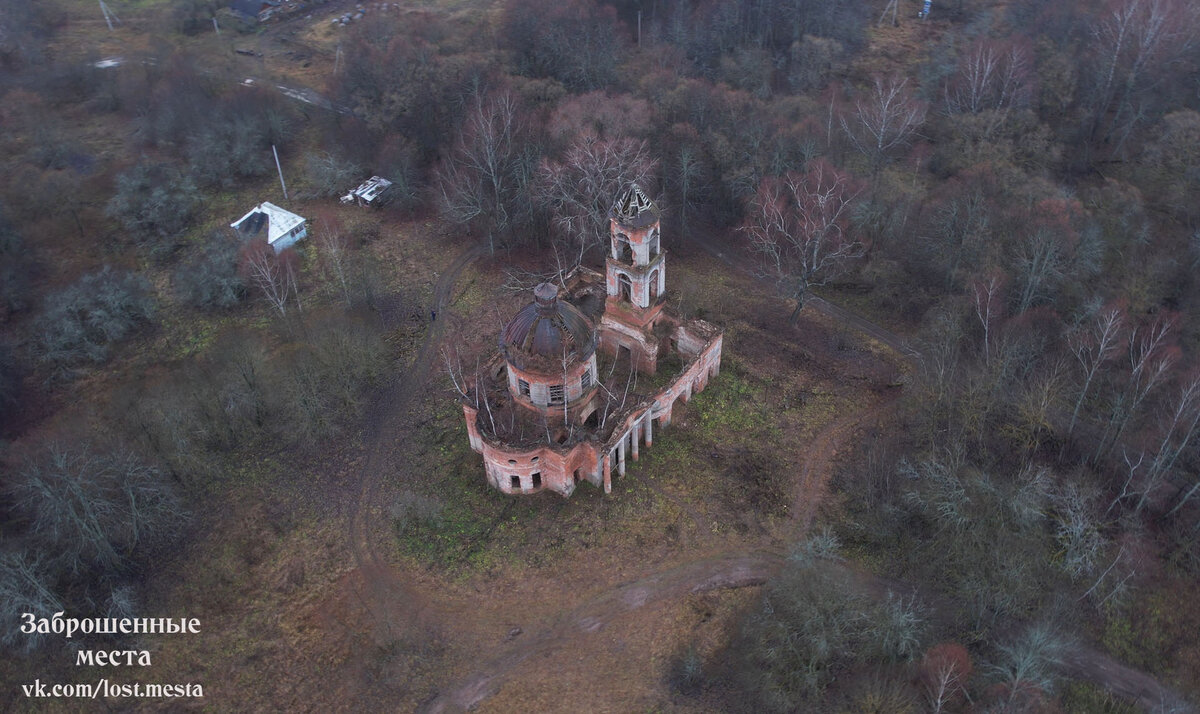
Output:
[{"xmin": 230, "ymin": 202, "xmax": 305, "ymax": 245}]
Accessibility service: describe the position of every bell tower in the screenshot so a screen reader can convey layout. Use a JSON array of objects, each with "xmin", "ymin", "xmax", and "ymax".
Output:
[
  {"xmin": 606, "ymin": 184, "xmax": 666, "ymax": 313},
  {"xmin": 599, "ymin": 184, "xmax": 668, "ymax": 373}
]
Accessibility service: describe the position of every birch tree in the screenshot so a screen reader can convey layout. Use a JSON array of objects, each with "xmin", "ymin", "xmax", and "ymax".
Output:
[
  {"xmin": 1066, "ymin": 305, "xmax": 1125, "ymax": 438},
  {"xmin": 841, "ymin": 75, "xmax": 926, "ymax": 175}
]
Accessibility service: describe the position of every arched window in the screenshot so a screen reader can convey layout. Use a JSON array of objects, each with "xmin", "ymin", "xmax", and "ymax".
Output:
[
  {"xmin": 649, "ymin": 228, "xmax": 660, "ymax": 257},
  {"xmin": 648, "ymin": 269, "xmax": 659, "ymax": 301},
  {"xmin": 616, "ymin": 237, "xmax": 632, "ymax": 264},
  {"xmin": 618, "ymin": 273, "xmax": 632, "ymax": 302}
]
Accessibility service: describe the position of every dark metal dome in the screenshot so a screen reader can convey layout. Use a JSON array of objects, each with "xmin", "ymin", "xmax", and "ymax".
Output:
[{"xmin": 500, "ymin": 283, "xmax": 596, "ymax": 370}]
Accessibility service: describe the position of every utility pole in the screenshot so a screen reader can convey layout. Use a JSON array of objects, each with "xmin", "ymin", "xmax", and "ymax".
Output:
[
  {"xmin": 273, "ymin": 144, "xmax": 289, "ymax": 200},
  {"xmin": 213, "ymin": 17, "xmax": 221, "ymax": 35},
  {"xmin": 98, "ymin": 0, "xmax": 120, "ymax": 31},
  {"xmin": 334, "ymin": 44, "xmax": 342, "ymax": 75},
  {"xmin": 637, "ymin": 10, "xmax": 642, "ymax": 47},
  {"xmin": 878, "ymin": 0, "xmax": 899, "ymax": 26}
]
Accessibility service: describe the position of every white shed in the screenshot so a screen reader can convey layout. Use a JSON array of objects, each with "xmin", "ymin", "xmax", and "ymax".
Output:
[{"xmin": 231, "ymin": 202, "xmax": 307, "ymax": 252}]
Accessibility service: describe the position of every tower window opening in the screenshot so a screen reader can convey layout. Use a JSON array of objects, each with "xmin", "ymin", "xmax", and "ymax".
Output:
[
  {"xmin": 549, "ymin": 384, "xmax": 565, "ymax": 404},
  {"xmin": 532, "ymin": 472, "xmax": 542, "ymax": 488},
  {"xmin": 616, "ymin": 237, "xmax": 632, "ymax": 263},
  {"xmin": 510, "ymin": 475, "xmax": 521, "ymax": 489},
  {"xmin": 518, "ymin": 378, "xmax": 530, "ymax": 397},
  {"xmin": 581, "ymin": 369, "xmax": 592, "ymax": 390},
  {"xmin": 618, "ymin": 274, "xmax": 632, "ymax": 302}
]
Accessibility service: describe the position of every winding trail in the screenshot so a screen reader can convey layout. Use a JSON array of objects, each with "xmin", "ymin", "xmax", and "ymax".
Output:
[{"xmin": 347, "ymin": 243, "xmax": 487, "ymax": 638}]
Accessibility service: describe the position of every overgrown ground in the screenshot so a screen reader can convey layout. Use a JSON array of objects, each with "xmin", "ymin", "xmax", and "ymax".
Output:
[
  {"xmin": 3, "ymin": 230, "xmax": 897, "ymax": 712},
  {"xmin": 7, "ymin": 1, "xmax": 1200, "ymax": 711}
]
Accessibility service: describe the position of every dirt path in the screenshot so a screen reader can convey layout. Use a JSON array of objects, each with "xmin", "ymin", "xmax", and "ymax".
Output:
[
  {"xmin": 347, "ymin": 243, "xmax": 487, "ymax": 639},
  {"xmin": 418, "ymin": 550, "xmax": 784, "ymax": 713},
  {"xmin": 792, "ymin": 393, "xmax": 900, "ymax": 534}
]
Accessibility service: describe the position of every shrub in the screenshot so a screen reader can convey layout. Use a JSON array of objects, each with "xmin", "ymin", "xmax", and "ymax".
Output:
[
  {"xmin": 10, "ymin": 445, "xmax": 184, "ymax": 578},
  {"xmin": 105, "ymin": 162, "xmax": 200, "ymax": 248},
  {"xmin": 174, "ymin": 232, "xmax": 245, "ymax": 309},
  {"xmin": 35, "ymin": 267, "xmax": 155, "ymax": 369},
  {"xmin": 302, "ymin": 151, "xmax": 362, "ymax": 199},
  {"xmin": 728, "ymin": 534, "xmax": 925, "ymax": 712},
  {"xmin": 0, "ymin": 202, "xmax": 30, "ymax": 314},
  {"xmin": 0, "ymin": 552, "xmax": 63, "ymax": 654}
]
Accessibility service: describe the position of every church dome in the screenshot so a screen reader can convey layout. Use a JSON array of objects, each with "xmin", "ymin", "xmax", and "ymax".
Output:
[{"xmin": 500, "ymin": 283, "xmax": 596, "ymax": 371}]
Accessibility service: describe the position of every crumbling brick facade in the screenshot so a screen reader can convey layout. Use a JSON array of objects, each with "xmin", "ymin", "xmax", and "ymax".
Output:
[{"xmin": 460, "ymin": 185, "xmax": 723, "ymax": 497}]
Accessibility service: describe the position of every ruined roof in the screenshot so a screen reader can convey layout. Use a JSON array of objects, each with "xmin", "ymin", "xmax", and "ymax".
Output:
[
  {"xmin": 501, "ymin": 283, "xmax": 596, "ymax": 371},
  {"xmin": 342, "ymin": 175, "xmax": 393, "ymax": 204},
  {"xmin": 230, "ymin": 202, "xmax": 305, "ymax": 245},
  {"xmin": 609, "ymin": 184, "xmax": 659, "ymax": 228}
]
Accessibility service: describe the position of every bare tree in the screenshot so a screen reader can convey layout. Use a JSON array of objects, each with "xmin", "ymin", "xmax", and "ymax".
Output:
[
  {"xmin": 1143, "ymin": 374, "xmax": 1200, "ymax": 514},
  {"xmin": 0, "ymin": 552, "xmax": 63, "ymax": 654},
  {"xmin": 841, "ymin": 75, "xmax": 927, "ymax": 174},
  {"xmin": 1011, "ymin": 199, "xmax": 1083, "ymax": 313},
  {"xmin": 919, "ymin": 643, "xmax": 970, "ymax": 714},
  {"xmin": 943, "ymin": 39, "xmax": 1033, "ymax": 119},
  {"xmin": 314, "ymin": 215, "xmax": 352, "ymax": 306},
  {"xmin": 670, "ymin": 145, "xmax": 707, "ymax": 231},
  {"xmin": 436, "ymin": 90, "xmax": 537, "ymax": 254},
  {"xmin": 1087, "ymin": 0, "xmax": 1199, "ymax": 156},
  {"xmin": 1093, "ymin": 315, "xmax": 1176, "ymax": 463},
  {"xmin": 970, "ymin": 270, "xmax": 1006, "ymax": 366},
  {"xmin": 988, "ymin": 625, "xmax": 1064, "ymax": 711},
  {"xmin": 238, "ymin": 240, "xmax": 298, "ymax": 318},
  {"xmin": 10, "ymin": 445, "xmax": 183, "ymax": 579},
  {"xmin": 1066, "ymin": 305, "xmax": 1125, "ymax": 438},
  {"xmin": 741, "ymin": 159, "xmax": 863, "ymax": 323},
  {"xmin": 536, "ymin": 136, "xmax": 657, "ymax": 269}
]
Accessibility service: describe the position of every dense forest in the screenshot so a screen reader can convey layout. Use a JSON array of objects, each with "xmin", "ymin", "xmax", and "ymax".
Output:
[{"xmin": 2, "ymin": 0, "xmax": 1200, "ymax": 711}]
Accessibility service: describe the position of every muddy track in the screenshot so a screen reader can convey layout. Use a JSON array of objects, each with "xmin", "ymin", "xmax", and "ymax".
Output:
[
  {"xmin": 418, "ymin": 550, "xmax": 785, "ymax": 713},
  {"xmin": 792, "ymin": 393, "xmax": 900, "ymax": 535},
  {"xmin": 347, "ymin": 243, "xmax": 487, "ymax": 638}
]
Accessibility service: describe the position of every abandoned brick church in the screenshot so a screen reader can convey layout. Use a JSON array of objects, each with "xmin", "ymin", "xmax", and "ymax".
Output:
[{"xmin": 459, "ymin": 185, "xmax": 723, "ymax": 496}]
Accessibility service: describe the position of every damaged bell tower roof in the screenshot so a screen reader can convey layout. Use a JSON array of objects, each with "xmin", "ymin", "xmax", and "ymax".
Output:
[{"xmin": 610, "ymin": 183, "xmax": 659, "ymax": 228}]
